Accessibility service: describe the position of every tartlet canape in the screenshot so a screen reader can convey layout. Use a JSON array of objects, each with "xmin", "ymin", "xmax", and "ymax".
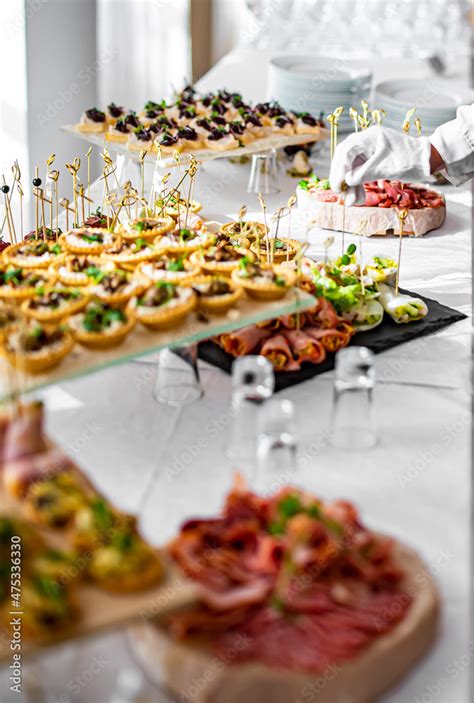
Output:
[
  {"xmin": 138, "ymin": 255, "xmax": 200, "ymax": 285},
  {"xmin": 120, "ymin": 216, "xmax": 174, "ymax": 241},
  {"xmin": 0, "ymin": 267, "xmax": 55, "ymax": 302},
  {"xmin": 220, "ymin": 220, "xmax": 267, "ymax": 242},
  {"xmin": 76, "ymin": 107, "xmax": 107, "ymax": 133},
  {"xmin": 190, "ymin": 275, "xmax": 242, "ymax": 313},
  {"xmin": 54, "ymin": 255, "xmax": 105, "ymax": 286},
  {"xmin": 154, "ymin": 228, "xmax": 214, "ymax": 256},
  {"xmin": 190, "ymin": 242, "xmax": 253, "ymax": 276},
  {"xmin": 86, "ymin": 529, "xmax": 163, "ymax": 593},
  {"xmin": 22, "ymin": 287, "xmax": 88, "ymax": 323},
  {"xmin": 250, "ymin": 237, "xmax": 301, "ymax": 263},
  {"xmin": 129, "ymin": 281, "xmax": 196, "ymax": 330},
  {"xmin": 4, "ymin": 239, "xmax": 64, "ymax": 269},
  {"xmin": 103, "ymin": 237, "xmax": 158, "ymax": 265},
  {"xmin": 69, "ymin": 301, "xmax": 135, "ymax": 349},
  {"xmin": 63, "ymin": 228, "xmax": 120, "ymax": 256},
  {"xmin": 72, "ymin": 497, "xmax": 135, "ymax": 552},
  {"xmin": 231, "ymin": 259, "xmax": 296, "ymax": 301},
  {"xmin": 24, "ymin": 471, "xmax": 92, "ymax": 529},
  {"xmin": 0, "ymin": 302, "xmax": 19, "ymax": 341},
  {"xmin": 3, "ymin": 323, "xmax": 74, "ymax": 373},
  {"xmin": 88, "ymin": 267, "xmax": 148, "ymax": 306}
]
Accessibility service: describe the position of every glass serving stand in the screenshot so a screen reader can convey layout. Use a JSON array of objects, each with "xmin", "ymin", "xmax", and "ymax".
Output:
[{"xmin": 0, "ymin": 290, "xmax": 316, "ymax": 401}]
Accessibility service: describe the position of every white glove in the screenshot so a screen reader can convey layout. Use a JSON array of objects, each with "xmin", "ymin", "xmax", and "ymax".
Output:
[{"xmin": 329, "ymin": 126, "xmax": 432, "ymax": 206}]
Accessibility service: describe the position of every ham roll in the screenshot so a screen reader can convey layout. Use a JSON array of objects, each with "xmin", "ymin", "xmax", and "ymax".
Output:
[
  {"xmin": 283, "ymin": 329, "xmax": 326, "ymax": 365},
  {"xmin": 218, "ymin": 325, "xmax": 271, "ymax": 356},
  {"xmin": 305, "ymin": 326, "xmax": 351, "ymax": 353},
  {"xmin": 260, "ymin": 334, "xmax": 300, "ymax": 371},
  {"xmin": 305, "ymin": 297, "xmax": 338, "ymax": 329}
]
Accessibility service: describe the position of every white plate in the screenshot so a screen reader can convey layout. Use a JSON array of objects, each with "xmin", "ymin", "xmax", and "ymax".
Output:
[
  {"xmin": 375, "ymin": 79, "xmax": 472, "ymax": 112},
  {"xmin": 269, "ymin": 55, "xmax": 372, "ymax": 92}
]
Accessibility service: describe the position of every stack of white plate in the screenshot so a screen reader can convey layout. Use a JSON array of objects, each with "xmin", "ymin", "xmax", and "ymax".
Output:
[
  {"xmin": 374, "ymin": 79, "xmax": 473, "ymax": 135},
  {"xmin": 268, "ymin": 56, "xmax": 372, "ymax": 132}
]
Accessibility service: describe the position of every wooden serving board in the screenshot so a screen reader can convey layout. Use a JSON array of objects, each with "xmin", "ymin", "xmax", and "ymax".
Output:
[
  {"xmin": 0, "ymin": 290, "xmax": 316, "ymax": 400},
  {"xmin": 62, "ymin": 125, "xmax": 329, "ymax": 167},
  {"xmin": 0, "ymin": 471, "xmax": 198, "ymax": 662}
]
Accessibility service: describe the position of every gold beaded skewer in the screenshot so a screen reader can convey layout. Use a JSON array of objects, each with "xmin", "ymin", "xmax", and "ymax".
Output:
[
  {"xmin": 16, "ymin": 181, "xmax": 24, "ymax": 240},
  {"xmin": 77, "ymin": 184, "xmax": 94, "ymax": 226},
  {"xmin": 349, "ymin": 107, "xmax": 359, "ymax": 133},
  {"xmin": 65, "ymin": 158, "xmax": 80, "ymax": 227},
  {"xmin": 32, "ymin": 166, "xmax": 41, "ymax": 239},
  {"xmin": 257, "ymin": 192, "xmax": 270, "ymax": 262},
  {"xmin": 185, "ymin": 159, "xmax": 197, "ymax": 230},
  {"xmin": 48, "ymin": 170, "xmax": 60, "ymax": 237},
  {"xmin": 86, "ymin": 147, "xmax": 93, "ymax": 217},
  {"xmin": 39, "ymin": 189, "xmax": 51, "ymax": 239},
  {"xmin": 1, "ymin": 176, "xmax": 16, "ymax": 244},
  {"xmin": 395, "ymin": 209, "xmax": 409, "ymax": 295},
  {"xmin": 139, "ymin": 149, "xmax": 147, "ymax": 199},
  {"xmin": 414, "ymin": 117, "xmax": 422, "ymax": 137}
]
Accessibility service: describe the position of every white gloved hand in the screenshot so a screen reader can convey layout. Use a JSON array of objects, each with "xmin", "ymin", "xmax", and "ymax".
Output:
[{"xmin": 329, "ymin": 126, "xmax": 432, "ymax": 206}]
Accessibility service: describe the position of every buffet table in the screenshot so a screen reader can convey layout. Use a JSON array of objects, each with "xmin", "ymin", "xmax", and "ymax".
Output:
[{"xmin": 1, "ymin": 52, "xmax": 471, "ymax": 703}]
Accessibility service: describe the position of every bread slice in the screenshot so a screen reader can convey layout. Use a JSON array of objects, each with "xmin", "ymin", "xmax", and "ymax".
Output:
[
  {"xmin": 130, "ymin": 540, "xmax": 439, "ymax": 703},
  {"xmin": 297, "ymin": 189, "xmax": 446, "ymax": 237}
]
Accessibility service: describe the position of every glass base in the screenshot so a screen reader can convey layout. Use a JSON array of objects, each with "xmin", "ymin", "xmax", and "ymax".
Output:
[{"xmin": 153, "ymin": 383, "xmax": 203, "ymax": 407}]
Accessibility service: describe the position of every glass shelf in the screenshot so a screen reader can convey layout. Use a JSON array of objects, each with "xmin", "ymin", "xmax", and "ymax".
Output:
[
  {"xmin": 0, "ymin": 290, "xmax": 316, "ymax": 400},
  {"xmin": 62, "ymin": 125, "xmax": 329, "ymax": 167}
]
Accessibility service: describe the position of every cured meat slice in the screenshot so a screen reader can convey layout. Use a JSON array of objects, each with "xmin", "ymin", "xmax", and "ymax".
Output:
[
  {"xmin": 218, "ymin": 325, "xmax": 271, "ymax": 356},
  {"xmin": 305, "ymin": 326, "xmax": 350, "ymax": 352}
]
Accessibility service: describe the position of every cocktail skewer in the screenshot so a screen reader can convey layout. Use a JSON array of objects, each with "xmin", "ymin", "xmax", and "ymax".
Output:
[
  {"xmin": 32, "ymin": 167, "xmax": 42, "ymax": 239},
  {"xmin": 257, "ymin": 192, "xmax": 269, "ymax": 262},
  {"xmin": 395, "ymin": 209, "xmax": 409, "ymax": 295},
  {"xmin": 86, "ymin": 147, "xmax": 93, "ymax": 217},
  {"xmin": 1, "ymin": 177, "xmax": 16, "ymax": 244}
]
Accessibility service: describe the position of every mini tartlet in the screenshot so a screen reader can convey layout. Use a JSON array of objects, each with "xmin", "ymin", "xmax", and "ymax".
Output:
[
  {"xmin": 0, "ymin": 267, "xmax": 55, "ymax": 301},
  {"xmin": 24, "ymin": 471, "xmax": 92, "ymax": 529},
  {"xmin": 120, "ymin": 216, "xmax": 174, "ymax": 241},
  {"xmin": 69, "ymin": 301, "xmax": 135, "ymax": 349},
  {"xmin": 250, "ymin": 237, "xmax": 301, "ymax": 263},
  {"xmin": 87, "ymin": 268, "xmax": 149, "ymax": 306},
  {"xmin": 220, "ymin": 220, "xmax": 267, "ymax": 241},
  {"xmin": 103, "ymin": 237, "xmax": 158, "ymax": 265},
  {"xmin": 231, "ymin": 259, "xmax": 296, "ymax": 300},
  {"xmin": 63, "ymin": 229, "xmax": 120, "ymax": 255},
  {"xmin": 54, "ymin": 255, "xmax": 105, "ymax": 286},
  {"xmin": 155, "ymin": 196, "xmax": 202, "ymax": 220},
  {"xmin": 4, "ymin": 239, "xmax": 64, "ymax": 268},
  {"xmin": 3, "ymin": 323, "xmax": 74, "ymax": 373},
  {"xmin": 190, "ymin": 242, "xmax": 253, "ymax": 275},
  {"xmin": 138, "ymin": 255, "xmax": 200, "ymax": 285},
  {"xmin": 129, "ymin": 282, "xmax": 196, "ymax": 330},
  {"xmin": 22, "ymin": 287, "xmax": 89, "ymax": 323},
  {"xmin": 0, "ymin": 302, "xmax": 20, "ymax": 341},
  {"xmin": 189, "ymin": 275, "xmax": 242, "ymax": 313},
  {"xmin": 154, "ymin": 228, "xmax": 214, "ymax": 255}
]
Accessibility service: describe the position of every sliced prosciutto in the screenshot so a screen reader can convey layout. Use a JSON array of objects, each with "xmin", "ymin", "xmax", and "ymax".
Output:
[
  {"xmin": 307, "ymin": 178, "xmax": 445, "ymax": 210},
  {"xmin": 165, "ymin": 483, "xmax": 413, "ymax": 674},
  {"xmin": 217, "ymin": 325, "xmax": 271, "ymax": 356},
  {"xmin": 259, "ymin": 334, "xmax": 300, "ymax": 371},
  {"xmin": 283, "ymin": 329, "xmax": 326, "ymax": 364}
]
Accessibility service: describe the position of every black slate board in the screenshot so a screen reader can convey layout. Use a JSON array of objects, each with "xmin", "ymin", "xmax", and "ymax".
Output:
[{"xmin": 198, "ymin": 289, "xmax": 467, "ymax": 392}]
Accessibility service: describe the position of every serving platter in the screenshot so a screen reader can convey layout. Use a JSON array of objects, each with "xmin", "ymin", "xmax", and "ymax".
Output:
[
  {"xmin": 198, "ymin": 289, "xmax": 466, "ymax": 391},
  {"xmin": 62, "ymin": 125, "xmax": 329, "ymax": 168},
  {"xmin": 0, "ymin": 290, "xmax": 316, "ymax": 400}
]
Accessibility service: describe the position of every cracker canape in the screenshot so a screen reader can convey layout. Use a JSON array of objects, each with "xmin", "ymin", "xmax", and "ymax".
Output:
[
  {"xmin": 4, "ymin": 239, "xmax": 64, "ymax": 269},
  {"xmin": 190, "ymin": 275, "xmax": 242, "ymax": 313},
  {"xmin": 231, "ymin": 258, "xmax": 296, "ymax": 301},
  {"xmin": 76, "ymin": 107, "xmax": 107, "ymax": 133},
  {"xmin": 105, "ymin": 101, "xmax": 125, "ymax": 124},
  {"xmin": 105, "ymin": 116, "xmax": 132, "ymax": 144},
  {"xmin": 3, "ymin": 322, "xmax": 74, "ymax": 373},
  {"xmin": 251, "ymin": 237, "xmax": 301, "ymax": 263},
  {"xmin": 154, "ymin": 227, "xmax": 214, "ymax": 256},
  {"xmin": 292, "ymin": 111, "xmax": 323, "ymax": 134},
  {"xmin": 22, "ymin": 287, "xmax": 88, "ymax": 323},
  {"xmin": 129, "ymin": 281, "xmax": 196, "ymax": 330},
  {"xmin": 62, "ymin": 228, "xmax": 120, "ymax": 256},
  {"xmin": 190, "ymin": 241, "xmax": 253, "ymax": 276},
  {"xmin": 127, "ymin": 126, "xmax": 157, "ymax": 152},
  {"xmin": 138, "ymin": 254, "xmax": 200, "ymax": 285},
  {"xmin": 87, "ymin": 267, "xmax": 148, "ymax": 306},
  {"xmin": 69, "ymin": 301, "xmax": 135, "ymax": 349},
  {"xmin": 204, "ymin": 127, "xmax": 239, "ymax": 151},
  {"xmin": 0, "ymin": 267, "xmax": 55, "ymax": 302},
  {"xmin": 120, "ymin": 216, "xmax": 174, "ymax": 241}
]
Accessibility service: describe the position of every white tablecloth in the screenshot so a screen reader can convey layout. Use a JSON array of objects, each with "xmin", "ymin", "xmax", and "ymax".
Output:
[{"xmin": 1, "ymin": 50, "xmax": 471, "ymax": 703}]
